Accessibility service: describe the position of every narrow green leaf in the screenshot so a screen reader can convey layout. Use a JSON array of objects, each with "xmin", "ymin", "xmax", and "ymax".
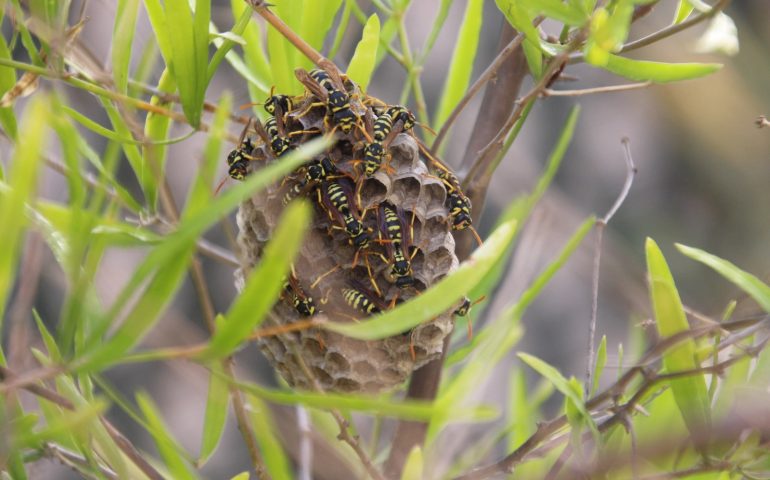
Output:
[
  {"xmin": 18, "ymin": 399, "xmax": 107, "ymax": 448},
  {"xmin": 267, "ymin": 25, "xmax": 298, "ymax": 94},
  {"xmin": 592, "ymin": 335, "xmax": 607, "ymax": 396},
  {"xmin": 137, "ymin": 393, "xmax": 197, "ymax": 480},
  {"xmin": 594, "ymin": 54, "xmax": 721, "ymax": 83},
  {"xmin": 419, "ymin": 0, "xmax": 454, "ymax": 60},
  {"xmin": 204, "ymin": 201, "xmax": 311, "ymax": 359},
  {"xmin": 374, "ymin": 14, "xmax": 399, "ymax": 67},
  {"xmin": 518, "ymin": 353, "xmax": 599, "ymax": 437},
  {"xmin": 231, "ymin": 0, "xmax": 273, "ymax": 98},
  {"xmin": 0, "ymin": 31, "xmax": 18, "ymax": 139},
  {"xmin": 521, "ymin": 0, "xmax": 588, "ymax": 26},
  {"xmin": 400, "ymin": 446, "xmax": 423, "ymax": 480},
  {"xmin": 677, "ymin": 244, "xmax": 770, "ymax": 312},
  {"xmin": 143, "ymin": 68, "xmax": 176, "ymax": 211},
  {"xmin": 346, "ymin": 14, "xmax": 380, "ymax": 92},
  {"xmin": 34, "ymin": 310, "xmax": 61, "ymax": 362},
  {"xmin": 674, "ymin": 1, "xmax": 695, "ymax": 23},
  {"xmin": 185, "ymin": 93, "xmax": 232, "ymax": 216},
  {"xmin": 328, "ymin": 0, "xmax": 352, "ymax": 59},
  {"xmin": 230, "ymin": 473, "xmax": 250, "ymax": 480},
  {"xmin": 112, "ymin": 0, "xmax": 140, "ymax": 93},
  {"xmin": 646, "ymin": 238, "xmax": 711, "ymax": 434},
  {"xmin": 143, "ymin": 0, "xmax": 174, "ymax": 68},
  {"xmin": 198, "ymin": 363, "xmax": 230, "ymax": 466},
  {"xmin": 207, "ymin": 8, "xmax": 251, "ymax": 82},
  {"xmin": 434, "ymin": 0, "xmax": 483, "ymax": 129},
  {"xmin": 63, "ymin": 105, "xmax": 191, "ymax": 146},
  {"xmin": 433, "ymin": 217, "xmax": 593, "ymax": 440},
  {"xmin": 522, "ymin": 39, "xmax": 543, "ymax": 78},
  {"xmin": 299, "ymin": 0, "xmax": 343, "ymax": 60},
  {"xmin": 246, "ymin": 394, "xmax": 293, "ymax": 480},
  {"xmin": 194, "ymin": 0, "xmax": 212, "ymax": 106},
  {"xmin": 166, "ymin": 0, "xmax": 204, "ymax": 125},
  {"xmin": 231, "ymin": 377, "xmax": 494, "ymax": 421},
  {"xmin": 496, "ymin": 0, "xmax": 544, "ymax": 56},
  {"xmin": 75, "ymin": 138, "xmax": 329, "ymax": 370},
  {"xmin": 324, "ymin": 219, "xmax": 518, "ymax": 339},
  {"xmin": 0, "ymin": 96, "xmax": 49, "ymax": 325}
]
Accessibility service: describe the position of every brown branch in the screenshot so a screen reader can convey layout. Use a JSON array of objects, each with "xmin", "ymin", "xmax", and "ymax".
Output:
[
  {"xmin": 431, "ymin": 31, "xmax": 526, "ymax": 153},
  {"xmin": 245, "ymin": 0, "xmax": 324, "ymax": 67},
  {"xmin": 384, "ymin": 23, "xmax": 530, "ymax": 480}
]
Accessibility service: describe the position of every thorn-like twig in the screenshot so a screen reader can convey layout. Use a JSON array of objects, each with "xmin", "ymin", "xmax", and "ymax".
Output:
[
  {"xmin": 585, "ymin": 138, "xmax": 637, "ymax": 396},
  {"xmin": 543, "ymin": 81, "xmax": 652, "ymax": 97}
]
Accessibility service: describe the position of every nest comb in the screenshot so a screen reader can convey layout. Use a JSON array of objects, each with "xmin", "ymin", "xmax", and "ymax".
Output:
[{"xmin": 234, "ymin": 81, "xmax": 461, "ymax": 393}]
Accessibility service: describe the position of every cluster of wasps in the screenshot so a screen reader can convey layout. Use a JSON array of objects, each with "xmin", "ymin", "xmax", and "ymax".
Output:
[{"xmin": 223, "ymin": 60, "xmax": 479, "ymax": 331}]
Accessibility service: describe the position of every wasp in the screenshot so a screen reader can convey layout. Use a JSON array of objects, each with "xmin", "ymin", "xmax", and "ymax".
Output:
[
  {"xmin": 282, "ymin": 156, "xmax": 338, "ymax": 205},
  {"xmin": 319, "ymin": 179, "xmax": 370, "ymax": 250},
  {"xmin": 422, "ymin": 153, "xmax": 481, "ymax": 245},
  {"xmin": 342, "ymin": 282, "xmax": 382, "ymax": 315},
  {"xmin": 387, "ymin": 105, "xmax": 416, "ymax": 132},
  {"xmin": 264, "ymin": 93, "xmax": 294, "ymax": 117},
  {"xmin": 295, "ymin": 60, "xmax": 365, "ymax": 135},
  {"xmin": 377, "ymin": 203, "xmax": 415, "ymax": 288},
  {"xmin": 283, "ymin": 274, "xmax": 316, "ymax": 317},
  {"xmin": 362, "ymin": 109, "xmax": 395, "ymax": 176},
  {"xmin": 264, "ymin": 116, "xmax": 292, "ymax": 157}
]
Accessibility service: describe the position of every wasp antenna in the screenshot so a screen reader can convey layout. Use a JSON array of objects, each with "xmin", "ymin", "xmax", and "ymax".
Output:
[{"xmin": 239, "ymin": 101, "xmax": 263, "ymax": 110}]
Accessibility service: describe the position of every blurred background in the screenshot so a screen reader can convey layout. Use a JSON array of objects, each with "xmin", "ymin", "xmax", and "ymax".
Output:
[{"xmin": 5, "ymin": 0, "xmax": 769, "ymax": 478}]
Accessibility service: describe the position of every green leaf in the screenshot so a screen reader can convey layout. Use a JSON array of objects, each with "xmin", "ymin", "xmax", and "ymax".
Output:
[
  {"xmin": 400, "ymin": 446, "xmax": 423, "ymax": 480},
  {"xmin": 165, "ymin": 0, "xmax": 208, "ymax": 126},
  {"xmin": 0, "ymin": 95, "xmax": 49, "ymax": 325},
  {"xmin": 18, "ymin": 399, "xmax": 107, "ymax": 448},
  {"xmin": 0, "ymin": 30, "xmax": 18, "ymax": 139},
  {"xmin": 674, "ymin": 1, "xmax": 695, "ymax": 23},
  {"xmin": 518, "ymin": 353, "xmax": 599, "ymax": 437},
  {"xmin": 76, "ymin": 136, "xmax": 330, "ymax": 369},
  {"xmin": 298, "ymin": 0, "xmax": 343, "ymax": 67},
  {"xmin": 137, "ymin": 393, "xmax": 197, "ymax": 480},
  {"xmin": 204, "ymin": 201, "xmax": 310, "ymax": 359},
  {"xmin": 324, "ymin": 219, "xmax": 518, "ymax": 339},
  {"xmin": 112, "ymin": 0, "xmax": 140, "ymax": 93},
  {"xmin": 230, "ymin": 474, "xmax": 250, "ymax": 480},
  {"xmin": 231, "ymin": 0, "xmax": 272, "ymax": 99},
  {"xmin": 677, "ymin": 244, "xmax": 770, "ymax": 313},
  {"xmin": 521, "ymin": 0, "xmax": 588, "ymax": 26},
  {"xmin": 434, "ymin": 0, "xmax": 483, "ymax": 130},
  {"xmin": 143, "ymin": 0, "xmax": 174, "ymax": 76},
  {"xmin": 246, "ymin": 394, "xmax": 293, "ymax": 480},
  {"xmin": 419, "ymin": 0, "xmax": 454, "ymax": 60},
  {"xmin": 374, "ymin": 15, "xmax": 399, "ymax": 68},
  {"xmin": 143, "ymin": 68, "xmax": 176, "ymax": 211},
  {"xmin": 62, "ymin": 105, "xmax": 191, "ymax": 146},
  {"xmin": 646, "ymin": 238, "xmax": 711, "ymax": 435},
  {"xmin": 592, "ymin": 335, "xmax": 607, "ymax": 396},
  {"xmin": 207, "ymin": 6, "xmax": 251, "ymax": 83},
  {"xmin": 346, "ymin": 14, "xmax": 380, "ymax": 92},
  {"xmin": 198, "ymin": 363, "xmax": 230, "ymax": 466},
  {"xmin": 185, "ymin": 93, "xmax": 232, "ymax": 216},
  {"xmin": 593, "ymin": 54, "xmax": 721, "ymax": 83}
]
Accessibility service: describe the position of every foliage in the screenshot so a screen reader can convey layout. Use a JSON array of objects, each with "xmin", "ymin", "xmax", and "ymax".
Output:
[{"xmin": 0, "ymin": 1, "xmax": 765, "ymax": 479}]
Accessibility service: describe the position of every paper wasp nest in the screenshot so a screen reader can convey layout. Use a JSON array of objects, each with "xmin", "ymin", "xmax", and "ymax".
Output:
[{"xmin": 233, "ymin": 67, "xmax": 463, "ymax": 393}]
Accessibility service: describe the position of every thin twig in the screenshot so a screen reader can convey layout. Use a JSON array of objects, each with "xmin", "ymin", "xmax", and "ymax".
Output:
[
  {"xmin": 45, "ymin": 443, "xmax": 119, "ymax": 480},
  {"xmin": 7, "ymin": 233, "xmax": 44, "ymax": 368},
  {"xmin": 431, "ymin": 32, "xmax": 526, "ymax": 153},
  {"xmin": 543, "ymin": 81, "xmax": 652, "ymax": 97},
  {"xmin": 0, "ymin": 366, "xmax": 165, "ymax": 480},
  {"xmin": 245, "ymin": 0, "xmax": 324, "ymax": 66},
  {"xmin": 296, "ymin": 406, "xmax": 313, "ymax": 480},
  {"xmin": 570, "ymin": 0, "xmax": 732, "ymax": 62},
  {"xmin": 585, "ymin": 138, "xmax": 637, "ymax": 395},
  {"xmin": 454, "ymin": 319, "xmax": 770, "ymax": 479}
]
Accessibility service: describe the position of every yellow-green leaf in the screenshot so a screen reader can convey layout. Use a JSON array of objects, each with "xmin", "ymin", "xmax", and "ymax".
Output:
[
  {"xmin": 646, "ymin": 238, "xmax": 711, "ymax": 435},
  {"xmin": 346, "ymin": 14, "xmax": 380, "ymax": 92},
  {"xmin": 595, "ymin": 54, "xmax": 721, "ymax": 83}
]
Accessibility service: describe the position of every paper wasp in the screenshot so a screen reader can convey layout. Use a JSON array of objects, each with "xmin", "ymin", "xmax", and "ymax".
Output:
[
  {"xmin": 215, "ymin": 119, "xmax": 259, "ymax": 194},
  {"xmin": 319, "ymin": 179, "xmax": 370, "ymax": 250},
  {"xmin": 342, "ymin": 281, "xmax": 384, "ymax": 315},
  {"xmin": 376, "ymin": 202, "xmax": 415, "ymax": 288},
  {"xmin": 283, "ymin": 274, "xmax": 317, "ymax": 317},
  {"xmin": 264, "ymin": 116, "xmax": 292, "ymax": 157},
  {"xmin": 362, "ymin": 109, "xmax": 395, "ymax": 177},
  {"xmin": 295, "ymin": 60, "xmax": 366, "ymax": 136},
  {"xmin": 282, "ymin": 156, "xmax": 338, "ymax": 205}
]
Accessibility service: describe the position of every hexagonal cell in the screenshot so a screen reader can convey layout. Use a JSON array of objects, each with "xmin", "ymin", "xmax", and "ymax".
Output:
[
  {"xmin": 358, "ymin": 177, "xmax": 388, "ymax": 209},
  {"xmin": 389, "ymin": 176, "xmax": 421, "ymax": 209}
]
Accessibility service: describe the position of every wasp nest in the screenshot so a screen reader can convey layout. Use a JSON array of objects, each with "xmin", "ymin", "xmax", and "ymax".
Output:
[{"xmin": 231, "ymin": 61, "xmax": 474, "ymax": 393}]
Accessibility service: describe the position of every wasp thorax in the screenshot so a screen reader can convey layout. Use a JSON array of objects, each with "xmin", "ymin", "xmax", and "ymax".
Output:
[{"xmin": 233, "ymin": 64, "xmax": 471, "ymax": 393}]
